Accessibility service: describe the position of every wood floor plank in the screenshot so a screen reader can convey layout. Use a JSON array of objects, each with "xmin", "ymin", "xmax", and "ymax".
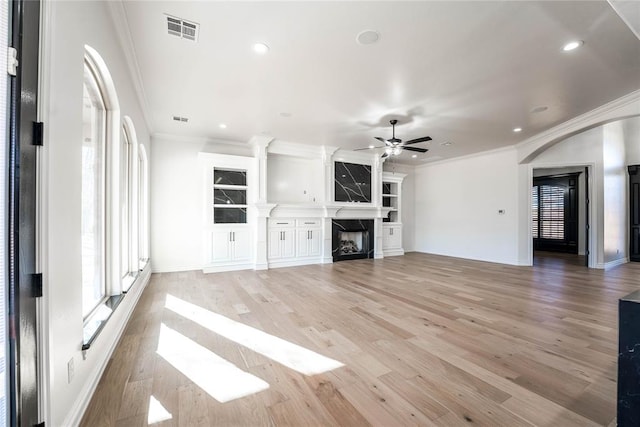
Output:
[{"xmin": 81, "ymin": 252, "xmax": 640, "ymax": 426}]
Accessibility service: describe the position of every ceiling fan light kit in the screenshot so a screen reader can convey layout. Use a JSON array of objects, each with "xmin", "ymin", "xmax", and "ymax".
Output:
[{"xmin": 358, "ymin": 119, "xmax": 431, "ymax": 158}]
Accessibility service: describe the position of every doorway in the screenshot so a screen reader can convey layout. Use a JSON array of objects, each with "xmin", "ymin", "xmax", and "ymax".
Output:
[
  {"xmin": 8, "ymin": 0, "xmax": 42, "ymax": 425},
  {"xmin": 532, "ymin": 167, "xmax": 589, "ymax": 267}
]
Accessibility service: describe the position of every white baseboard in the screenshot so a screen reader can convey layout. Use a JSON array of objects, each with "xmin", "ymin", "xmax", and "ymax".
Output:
[
  {"xmin": 383, "ymin": 248, "xmax": 405, "ymax": 257},
  {"xmin": 268, "ymin": 257, "xmax": 323, "ymax": 269},
  {"xmin": 64, "ymin": 264, "xmax": 151, "ymax": 426},
  {"xmin": 151, "ymin": 263, "xmax": 201, "ymax": 273},
  {"xmin": 602, "ymin": 257, "xmax": 629, "ymax": 270},
  {"xmin": 202, "ymin": 262, "xmax": 254, "ymax": 273}
]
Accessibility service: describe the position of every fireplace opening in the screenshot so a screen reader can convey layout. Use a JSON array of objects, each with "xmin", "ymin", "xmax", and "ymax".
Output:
[
  {"xmin": 339, "ymin": 231, "xmax": 367, "ymax": 255},
  {"xmin": 332, "ymin": 219, "xmax": 374, "ymax": 262}
]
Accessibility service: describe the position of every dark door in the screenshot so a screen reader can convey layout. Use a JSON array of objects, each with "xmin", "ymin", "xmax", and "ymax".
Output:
[
  {"xmin": 533, "ymin": 173, "xmax": 580, "ymax": 254},
  {"xmin": 9, "ymin": 0, "xmax": 41, "ymax": 425},
  {"xmin": 630, "ymin": 165, "xmax": 640, "ymax": 262},
  {"xmin": 584, "ymin": 167, "xmax": 590, "ymax": 267}
]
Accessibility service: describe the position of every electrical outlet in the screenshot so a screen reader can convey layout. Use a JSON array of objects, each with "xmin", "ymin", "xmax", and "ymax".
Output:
[{"xmin": 68, "ymin": 357, "xmax": 75, "ymax": 383}]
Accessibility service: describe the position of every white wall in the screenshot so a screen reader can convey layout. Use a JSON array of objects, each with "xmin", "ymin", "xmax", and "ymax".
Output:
[
  {"xmin": 267, "ymin": 154, "xmax": 323, "ymax": 203},
  {"xmin": 383, "ymin": 162, "xmax": 416, "ymax": 251},
  {"xmin": 603, "ymin": 121, "xmax": 628, "ymax": 263},
  {"xmin": 150, "ymin": 136, "xmax": 252, "ymax": 272},
  {"xmin": 624, "ymin": 116, "xmax": 640, "ymax": 165},
  {"xmin": 44, "ymin": 1, "xmax": 151, "ymax": 425},
  {"xmin": 414, "ymin": 148, "xmax": 520, "ymax": 264}
]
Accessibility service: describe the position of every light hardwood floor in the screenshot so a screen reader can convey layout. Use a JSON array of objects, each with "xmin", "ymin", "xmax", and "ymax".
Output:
[{"xmin": 81, "ymin": 252, "xmax": 640, "ymax": 426}]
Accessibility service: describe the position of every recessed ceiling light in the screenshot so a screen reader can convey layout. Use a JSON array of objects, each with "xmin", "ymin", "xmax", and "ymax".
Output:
[
  {"xmin": 513, "ymin": 127, "xmax": 522, "ymax": 133},
  {"xmin": 440, "ymin": 141, "xmax": 453, "ymax": 146},
  {"xmin": 531, "ymin": 106, "xmax": 548, "ymax": 114},
  {"xmin": 368, "ymin": 145, "xmax": 375, "ymax": 149},
  {"xmin": 562, "ymin": 40, "xmax": 583, "ymax": 51},
  {"xmin": 411, "ymin": 154, "xmax": 417, "ymax": 158},
  {"xmin": 253, "ymin": 42, "xmax": 269, "ymax": 54},
  {"xmin": 219, "ymin": 123, "xmax": 227, "ymax": 129},
  {"xmin": 356, "ymin": 30, "xmax": 380, "ymax": 45},
  {"xmin": 279, "ymin": 112, "xmax": 292, "ymax": 118}
]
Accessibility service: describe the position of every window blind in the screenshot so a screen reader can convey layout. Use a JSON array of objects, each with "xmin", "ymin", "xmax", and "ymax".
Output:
[{"xmin": 539, "ymin": 185, "xmax": 564, "ymax": 240}]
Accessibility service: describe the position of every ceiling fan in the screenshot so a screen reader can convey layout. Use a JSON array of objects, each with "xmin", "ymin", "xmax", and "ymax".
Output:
[{"xmin": 356, "ymin": 119, "xmax": 431, "ymax": 158}]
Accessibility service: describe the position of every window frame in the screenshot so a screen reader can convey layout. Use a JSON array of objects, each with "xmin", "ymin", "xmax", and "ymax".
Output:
[{"xmin": 81, "ymin": 59, "xmax": 109, "ymax": 319}]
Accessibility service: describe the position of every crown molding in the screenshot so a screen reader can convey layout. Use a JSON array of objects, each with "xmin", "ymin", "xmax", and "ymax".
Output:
[
  {"xmin": 516, "ymin": 89, "xmax": 640, "ymax": 163},
  {"xmin": 107, "ymin": 1, "xmax": 153, "ymax": 133},
  {"xmin": 414, "ymin": 145, "xmax": 517, "ymax": 170},
  {"xmin": 152, "ymin": 132, "xmax": 250, "ymax": 147}
]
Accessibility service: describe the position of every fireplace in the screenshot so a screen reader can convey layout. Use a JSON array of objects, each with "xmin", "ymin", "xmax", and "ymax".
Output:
[{"xmin": 332, "ymin": 219, "xmax": 374, "ymax": 262}]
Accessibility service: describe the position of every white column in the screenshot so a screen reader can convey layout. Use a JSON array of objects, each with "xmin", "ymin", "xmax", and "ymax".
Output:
[
  {"xmin": 321, "ymin": 146, "xmax": 339, "ymax": 204},
  {"xmin": 251, "ymin": 136, "xmax": 274, "ymax": 269}
]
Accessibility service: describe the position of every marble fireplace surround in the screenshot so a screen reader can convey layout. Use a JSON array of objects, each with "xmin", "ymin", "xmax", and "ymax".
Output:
[{"xmin": 332, "ymin": 219, "xmax": 375, "ymax": 262}]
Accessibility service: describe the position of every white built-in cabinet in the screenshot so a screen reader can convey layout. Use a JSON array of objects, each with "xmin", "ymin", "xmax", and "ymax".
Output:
[
  {"xmin": 268, "ymin": 218, "xmax": 322, "ymax": 267},
  {"xmin": 297, "ymin": 220, "xmax": 322, "ymax": 258},
  {"xmin": 382, "ymin": 172, "xmax": 406, "ymax": 256},
  {"xmin": 268, "ymin": 220, "xmax": 296, "ymax": 260},
  {"xmin": 199, "ymin": 147, "xmax": 410, "ymax": 273},
  {"xmin": 211, "ymin": 227, "xmax": 252, "ymax": 264},
  {"xmin": 200, "ymin": 153, "xmax": 257, "ymax": 273}
]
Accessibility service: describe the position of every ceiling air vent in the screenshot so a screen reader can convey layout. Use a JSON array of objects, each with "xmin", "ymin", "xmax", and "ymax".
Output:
[
  {"xmin": 166, "ymin": 15, "xmax": 199, "ymax": 42},
  {"xmin": 172, "ymin": 116, "xmax": 189, "ymax": 123}
]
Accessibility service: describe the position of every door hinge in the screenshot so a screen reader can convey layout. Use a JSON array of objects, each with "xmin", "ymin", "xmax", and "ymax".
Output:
[
  {"xmin": 7, "ymin": 47, "xmax": 18, "ymax": 76},
  {"xmin": 33, "ymin": 122, "xmax": 44, "ymax": 146},
  {"xmin": 32, "ymin": 273, "xmax": 43, "ymax": 298}
]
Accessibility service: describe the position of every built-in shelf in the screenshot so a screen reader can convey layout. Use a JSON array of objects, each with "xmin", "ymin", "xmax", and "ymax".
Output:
[{"xmin": 382, "ymin": 172, "xmax": 406, "ymax": 256}]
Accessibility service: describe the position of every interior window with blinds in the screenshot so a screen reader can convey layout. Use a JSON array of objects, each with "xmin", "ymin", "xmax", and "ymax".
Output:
[
  {"xmin": 532, "ymin": 184, "xmax": 565, "ymax": 240},
  {"xmin": 532, "ymin": 186, "xmax": 538, "ymax": 238}
]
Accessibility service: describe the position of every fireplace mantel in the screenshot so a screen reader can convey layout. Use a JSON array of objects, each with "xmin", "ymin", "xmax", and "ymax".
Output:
[{"xmin": 264, "ymin": 203, "xmax": 393, "ymax": 220}]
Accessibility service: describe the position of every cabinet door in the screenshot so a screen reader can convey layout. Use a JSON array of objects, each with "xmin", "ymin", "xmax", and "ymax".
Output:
[
  {"xmin": 382, "ymin": 226, "xmax": 392, "ymax": 249},
  {"xmin": 282, "ymin": 229, "xmax": 296, "ymax": 258},
  {"xmin": 383, "ymin": 226, "xmax": 401, "ymax": 249},
  {"xmin": 231, "ymin": 229, "xmax": 252, "ymax": 262},
  {"xmin": 389, "ymin": 226, "xmax": 402, "ymax": 248},
  {"xmin": 296, "ymin": 229, "xmax": 310, "ymax": 257},
  {"xmin": 269, "ymin": 229, "xmax": 283, "ymax": 259},
  {"xmin": 211, "ymin": 229, "xmax": 232, "ymax": 262},
  {"xmin": 308, "ymin": 229, "xmax": 322, "ymax": 257}
]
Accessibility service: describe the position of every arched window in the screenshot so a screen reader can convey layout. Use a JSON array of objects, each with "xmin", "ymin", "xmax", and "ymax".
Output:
[
  {"xmin": 82, "ymin": 45, "xmax": 120, "ymax": 317},
  {"xmin": 138, "ymin": 144, "xmax": 150, "ymax": 266},
  {"xmin": 81, "ymin": 58, "xmax": 107, "ymax": 317}
]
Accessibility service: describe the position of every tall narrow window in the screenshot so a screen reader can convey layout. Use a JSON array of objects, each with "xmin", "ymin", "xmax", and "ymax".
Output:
[
  {"xmin": 82, "ymin": 63, "xmax": 107, "ymax": 317},
  {"xmin": 121, "ymin": 125, "xmax": 132, "ymax": 287},
  {"xmin": 138, "ymin": 144, "xmax": 149, "ymax": 267}
]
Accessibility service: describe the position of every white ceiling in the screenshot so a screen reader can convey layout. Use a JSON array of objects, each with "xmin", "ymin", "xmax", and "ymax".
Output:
[{"xmin": 121, "ymin": 1, "xmax": 640, "ymax": 164}]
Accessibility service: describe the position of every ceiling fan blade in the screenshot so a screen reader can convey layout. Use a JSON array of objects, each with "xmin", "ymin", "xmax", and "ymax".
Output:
[
  {"xmin": 403, "ymin": 136, "xmax": 432, "ymax": 145},
  {"xmin": 375, "ymin": 136, "xmax": 394, "ymax": 146},
  {"xmin": 402, "ymin": 146, "xmax": 429, "ymax": 153},
  {"xmin": 354, "ymin": 146, "xmax": 383, "ymax": 151}
]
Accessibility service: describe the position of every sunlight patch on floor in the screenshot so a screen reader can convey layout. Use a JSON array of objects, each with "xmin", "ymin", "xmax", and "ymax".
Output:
[
  {"xmin": 147, "ymin": 395, "xmax": 172, "ymax": 424},
  {"xmin": 165, "ymin": 294, "xmax": 344, "ymax": 375},
  {"xmin": 156, "ymin": 323, "xmax": 269, "ymax": 402}
]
